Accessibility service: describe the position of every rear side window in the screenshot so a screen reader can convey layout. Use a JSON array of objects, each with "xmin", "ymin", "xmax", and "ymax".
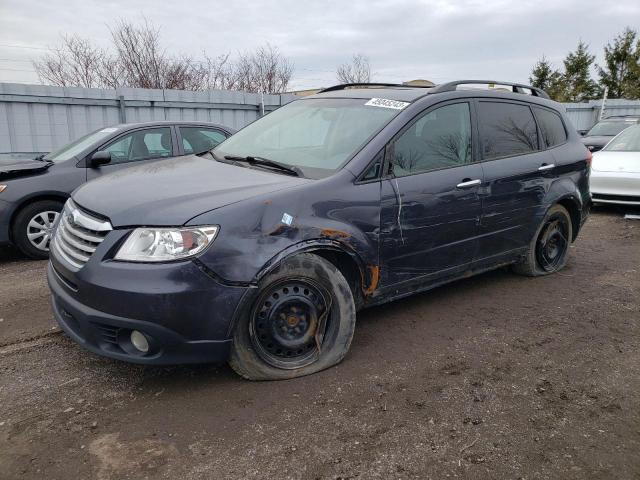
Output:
[
  {"xmin": 478, "ymin": 102, "xmax": 538, "ymax": 160},
  {"xmin": 181, "ymin": 127, "xmax": 228, "ymax": 154},
  {"xmin": 533, "ymin": 107, "xmax": 567, "ymax": 148}
]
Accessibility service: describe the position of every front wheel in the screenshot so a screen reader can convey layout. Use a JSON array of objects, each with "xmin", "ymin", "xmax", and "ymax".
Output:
[
  {"xmin": 229, "ymin": 253, "xmax": 356, "ymax": 380},
  {"xmin": 12, "ymin": 200, "xmax": 64, "ymax": 259},
  {"xmin": 513, "ymin": 204, "xmax": 573, "ymax": 276}
]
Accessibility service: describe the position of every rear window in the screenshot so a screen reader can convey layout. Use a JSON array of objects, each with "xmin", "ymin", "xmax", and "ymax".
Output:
[
  {"xmin": 478, "ymin": 102, "xmax": 538, "ymax": 160},
  {"xmin": 533, "ymin": 107, "xmax": 567, "ymax": 148}
]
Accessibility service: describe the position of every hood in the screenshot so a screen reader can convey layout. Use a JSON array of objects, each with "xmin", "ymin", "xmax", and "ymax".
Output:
[
  {"xmin": 73, "ymin": 155, "xmax": 311, "ymax": 227},
  {"xmin": 0, "ymin": 158, "xmax": 53, "ymax": 180},
  {"xmin": 591, "ymin": 151, "xmax": 640, "ymax": 173}
]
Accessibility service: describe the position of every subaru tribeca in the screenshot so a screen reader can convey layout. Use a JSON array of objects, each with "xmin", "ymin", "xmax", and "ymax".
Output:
[{"xmin": 47, "ymin": 81, "xmax": 591, "ymax": 380}]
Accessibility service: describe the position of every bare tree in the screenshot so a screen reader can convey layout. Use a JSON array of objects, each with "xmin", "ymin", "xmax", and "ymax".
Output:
[
  {"xmin": 336, "ymin": 54, "xmax": 371, "ymax": 83},
  {"xmin": 34, "ymin": 35, "xmax": 107, "ymax": 88},
  {"xmin": 34, "ymin": 20, "xmax": 294, "ymax": 93},
  {"xmin": 230, "ymin": 44, "xmax": 293, "ymax": 93}
]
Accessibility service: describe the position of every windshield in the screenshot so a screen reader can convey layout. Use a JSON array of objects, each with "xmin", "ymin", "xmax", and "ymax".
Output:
[
  {"xmin": 44, "ymin": 127, "xmax": 119, "ymax": 163},
  {"xmin": 587, "ymin": 121, "xmax": 634, "ymax": 137},
  {"xmin": 604, "ymin": 124, "xmax": 640, "ymax": 152},
  {"xmin": 214, "ymin": 98, "xmax": 404, "ymax": 178}
]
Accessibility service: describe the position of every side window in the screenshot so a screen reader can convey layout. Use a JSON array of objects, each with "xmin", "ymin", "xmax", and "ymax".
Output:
[
  {"xmin": 181, "ymin": 127, "xmax": 228, "ymax": 154},
  {"xmin": 360, "ymin": 149, "xmax": 385, "ymax": 181},
  {"xmin": 101, "ymin": 128, "xmax": 173, "ymax": 164},
  {"xmin": 533, "ymin": 107, "xmax": 567, "ymax": 148},
  {"xmin": 478, "ymin": 102, "xmax": 539, "ymax": 160},
  {"xmin": 392, "ymin": 102, "xmax": 472, "ymax": 177}
]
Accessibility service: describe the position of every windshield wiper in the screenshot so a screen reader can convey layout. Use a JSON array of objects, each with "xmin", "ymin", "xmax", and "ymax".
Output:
[{"xmin": 224, "ymin": 155, "xmax": 302, "ymax": 177}]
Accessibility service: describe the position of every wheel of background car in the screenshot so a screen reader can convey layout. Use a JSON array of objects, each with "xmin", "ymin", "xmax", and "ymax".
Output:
[
  {"xmin": 12, "ymin": 200, "xmax": 64, "ymax": 260},
  {"xmin": 229, "ymin": 253, "xmax": 356, "ymax": 380},
  {"xmin": 513, "ymin": 204, "xmax": 573, "ymax": 276}
]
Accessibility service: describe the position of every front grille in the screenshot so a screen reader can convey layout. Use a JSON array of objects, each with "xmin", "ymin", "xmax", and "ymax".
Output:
[{"xmin": 52, "ymin": 199, "xmax": 112, "ymax": 270}]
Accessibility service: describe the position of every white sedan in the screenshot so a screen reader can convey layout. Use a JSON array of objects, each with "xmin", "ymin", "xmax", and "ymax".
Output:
[{"xmin": 590, "ymin": 124, "xmax": 640, "ymax": 206}]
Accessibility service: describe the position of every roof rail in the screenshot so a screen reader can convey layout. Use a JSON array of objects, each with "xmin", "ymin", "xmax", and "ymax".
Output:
[
  {"xmin": 318, "ymin": 82, "xmax": 431, "ymax": 93},
  {"xmin": 429, "ymin": 80, "xmax": 550, "ymax": 99}
]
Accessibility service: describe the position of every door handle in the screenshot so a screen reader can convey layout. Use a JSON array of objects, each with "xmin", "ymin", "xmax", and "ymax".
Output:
[
  {"xmin": 538, "ymin": 163, "xmax": 556, "ymax": 171},
  {"xmin": 456, "ymin": 179, "xmax": 481, "ymax": 189}
]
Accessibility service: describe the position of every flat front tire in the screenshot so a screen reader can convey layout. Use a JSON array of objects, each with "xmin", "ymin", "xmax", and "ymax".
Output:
[{"xmin": 229, "ymin": 253, "xmax": 356, "ymax": 381}]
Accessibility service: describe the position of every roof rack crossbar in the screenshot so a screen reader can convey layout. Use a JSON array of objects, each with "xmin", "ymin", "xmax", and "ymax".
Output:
[
  {"xmin": 318, "ymin": 82, "xmax": 431, "ymax": 93},
  {"xmin": 429, "ymin": 80, "xmax": 550, "ymax": 99}
]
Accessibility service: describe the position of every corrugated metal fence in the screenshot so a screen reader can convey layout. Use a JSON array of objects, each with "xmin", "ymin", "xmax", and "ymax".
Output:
[
  {"xmin": 2, "ymin": 82, "xmax": 640, "ymax": 155},
  {"xmin": 563, "ymin": 98, "xmax": 640, "ymax": 133},
  {"xmin": 0, "ymin": 83, "xmax": 295, "ymax": 155}
]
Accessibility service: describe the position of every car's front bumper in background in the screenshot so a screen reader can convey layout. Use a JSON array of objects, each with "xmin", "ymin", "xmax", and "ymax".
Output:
[
  {"xmin": 0, "ymin": 199, "xmax": 13, "ymax": 245},
  {"xmin": 590, "ymin": 170, "xmax": 640, "ymax": 205},
  {"xmin": 47, "ymin": 255, "xmax": 251, "ymax": 365}
]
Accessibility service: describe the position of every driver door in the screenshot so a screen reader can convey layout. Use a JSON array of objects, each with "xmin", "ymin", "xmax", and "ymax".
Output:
[{"xmin": 86, "ymin": 127, "xmax": 176, "ymax": 180}]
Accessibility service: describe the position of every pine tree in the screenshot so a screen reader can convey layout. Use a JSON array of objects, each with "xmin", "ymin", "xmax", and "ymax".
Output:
[
  {"xmin": 529, "ymin": 56, "xmax": 568, "ymax": 102},
  {"xmin": 598, "ymin": 27, "xmax": 640, "ymax": 99},
  {"xmin": 561, "ymin": 41, "xmax": 597, "ymax": 102},
  {"xmin": 529, "ymin": 56, "xmax": 554, "ymax": 90}
]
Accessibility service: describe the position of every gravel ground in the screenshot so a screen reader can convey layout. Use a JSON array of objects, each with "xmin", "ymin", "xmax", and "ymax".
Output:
[{"xmin": 0, "ymin": 208, "xmax": 639, "ymax": 480}]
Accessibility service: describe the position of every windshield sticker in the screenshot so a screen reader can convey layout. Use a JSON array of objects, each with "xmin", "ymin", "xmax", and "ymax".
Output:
[
  {"xmin": 281, "ymin": 213, "xmax": 294, "ymax": 226},
  {"xmin": 99, "ymin": 127, "xmax": 118, "ymax": 133},
  {"xmin": 365, "ymin": 98, "xmax": 410, "ymax": 110}
]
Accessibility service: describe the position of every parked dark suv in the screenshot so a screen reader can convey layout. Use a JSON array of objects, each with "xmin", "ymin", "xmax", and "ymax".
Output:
[
  {"xmin": 47, "ymin": 81, "xmax": 591, "ymax": 380},
  {"xmin": 0, "ymin": 121, "xmax": 234, "ymax": 258},
  {"xmin": 581, "ymin": 115, "xmax": 640, "ymax": 152}
]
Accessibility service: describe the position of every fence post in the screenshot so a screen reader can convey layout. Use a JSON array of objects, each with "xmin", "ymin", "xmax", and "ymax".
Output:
[{"xmin": 118, "ymin": 95, "xmax": 126, "ymax": 123}]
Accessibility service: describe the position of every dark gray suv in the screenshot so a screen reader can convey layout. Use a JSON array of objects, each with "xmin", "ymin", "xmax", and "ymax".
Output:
[
  {"xmin": 0, "ymin": 121, "xmax": 233, "ymax": 258},
  {"xmin": 47, "ymin": 81, "xmax": 591, "ymax": 380}
]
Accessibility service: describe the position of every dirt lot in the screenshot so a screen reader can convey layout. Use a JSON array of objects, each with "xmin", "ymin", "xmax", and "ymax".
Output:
[{"xmin": 0, "ymin": 208, "xmax": 639, "ymax": 480}]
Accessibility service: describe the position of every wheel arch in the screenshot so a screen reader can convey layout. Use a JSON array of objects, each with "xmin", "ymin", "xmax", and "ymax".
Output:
[
  {"xmin": 255, "ymin": 239, "xmax": 379, "ymax": 308},
  {"xmin": 554, "ymin": 195, "xmax": 581, "ymax": 241},
  {"xmin": 8, "ymin": 192, "xmax": 68, "ymax": 242},
  {"xmin": 226, "ymin": 240, "xmax": 377, "ymax": 338}
]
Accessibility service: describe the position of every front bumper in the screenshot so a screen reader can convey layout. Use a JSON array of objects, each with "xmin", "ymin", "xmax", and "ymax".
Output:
[
  {"xmin": 48, "ymin": 255, "xmax": 250, "ymax": 365},
  {"xmin": 590, "ymin": 170, "xmax": 640, "ymax": 205},
  {"xmin": 0, "ymin": 198, "xmax": 12, "ymax": 245}
]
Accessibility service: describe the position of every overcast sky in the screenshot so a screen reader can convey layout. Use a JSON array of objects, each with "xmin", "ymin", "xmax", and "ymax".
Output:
[{"xmin": 0, "ymin": 0, "xmax": 638, "ymax": 90}]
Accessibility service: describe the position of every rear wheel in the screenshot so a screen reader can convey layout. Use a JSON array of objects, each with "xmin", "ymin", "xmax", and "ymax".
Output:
[
  {"xmin": 513, "ymin": 204, "xmax": 572, "ymax": 276},
  {"xmin": 229, "ymin": 253, "xmax": 356, "ymax": 380},
  {"xmin": 12, "ymin": 200, "xmax": 64, "ymax": 259}
]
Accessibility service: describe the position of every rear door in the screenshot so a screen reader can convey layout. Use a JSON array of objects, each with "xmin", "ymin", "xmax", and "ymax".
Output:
[
  {"xmin": 86, "ymin": 126, "xmax": 176, "ymax": 180},
  {"xmin": 475, "ymin": 100, "xmax": 553, "ymax": 262},
  {"xmin": 379, "ymin": 101, "xmax": 484, "ymax": 286},
  {"xmin": 178, "ymin": 126, "xmax": 230, "ymax": 155}
]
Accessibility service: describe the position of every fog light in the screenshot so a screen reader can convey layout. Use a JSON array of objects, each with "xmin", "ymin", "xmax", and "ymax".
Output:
[{"xmin": 130, "ymin": 330, "xmax": 149, "ymax": 353}]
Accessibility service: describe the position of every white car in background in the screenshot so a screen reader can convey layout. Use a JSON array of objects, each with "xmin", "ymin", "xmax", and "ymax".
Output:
[{"xmin": 590, "ymin": 124, "xmax": 640, "ymax": 206}]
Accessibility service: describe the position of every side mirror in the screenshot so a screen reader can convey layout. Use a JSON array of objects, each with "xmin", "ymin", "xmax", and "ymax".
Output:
[{"xmin": 89, "ymin": 151, "xmax": 112, "ymax": 168}]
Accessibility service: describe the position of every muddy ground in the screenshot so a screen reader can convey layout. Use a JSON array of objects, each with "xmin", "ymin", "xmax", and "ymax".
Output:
[{"xmin": 0, "ymin": 208, "xmax": 639, "ymax": 480}]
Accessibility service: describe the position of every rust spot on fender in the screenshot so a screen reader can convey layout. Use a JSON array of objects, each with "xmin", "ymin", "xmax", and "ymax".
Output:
[
  {"xmin": 363, "ymin": 265, "xmax": 380, "ymax": 296},
  {"xmin": 320, "ymin": 228, "xmax": 351, "ymax": 240}
]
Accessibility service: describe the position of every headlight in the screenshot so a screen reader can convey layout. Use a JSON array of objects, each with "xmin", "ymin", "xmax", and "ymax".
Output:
[
  {"xmin": 114, "ymin": 226, "xmax": 219, "ymax": 262},
  {"xmin": 0, "ymin": 185, "xmax": 7, "ymax": 193}
]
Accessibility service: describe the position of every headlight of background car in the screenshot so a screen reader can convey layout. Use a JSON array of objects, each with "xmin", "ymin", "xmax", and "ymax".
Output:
[{"xmin": 114, "ymin": 226, "xmax": 219, "ymax": 262}]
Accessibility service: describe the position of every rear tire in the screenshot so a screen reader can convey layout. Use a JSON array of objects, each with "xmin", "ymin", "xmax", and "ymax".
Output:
[
  {"xmin": 229, "ymin": 253, "xmax": 356, "ymax": 381},
  {"xmin": 12, "ymin": 200, "xmax": 64, "ymax": 260},
  {"xmin": 513, "ymin": 204, "xmax": 573, "ymax": 277}
]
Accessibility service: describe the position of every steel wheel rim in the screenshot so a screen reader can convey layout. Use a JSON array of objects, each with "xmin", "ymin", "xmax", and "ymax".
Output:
[
  {"xmin": 26, "ymin": 210, "xmax": 60, "ymax": 252},
  {"xmin": 536, "ymin": 214, "xmax": 569, "ymax": 272},
  {"xmin": 249, "ymin": 279, "xmax": 331, "ymax": 370}
]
